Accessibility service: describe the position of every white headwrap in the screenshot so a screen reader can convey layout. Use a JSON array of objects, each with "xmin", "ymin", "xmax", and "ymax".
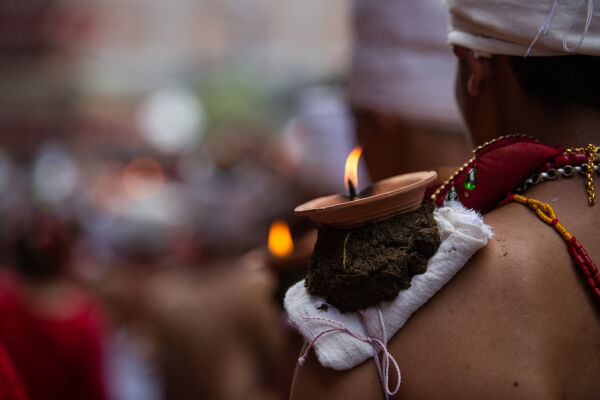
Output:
[
  {"xmin": 447, "ymin": 0, "xmax": 600, "ymax": 56},
  {"xmin": 349, "ymin": 0, "xmax": 463, "ymax": 129}
]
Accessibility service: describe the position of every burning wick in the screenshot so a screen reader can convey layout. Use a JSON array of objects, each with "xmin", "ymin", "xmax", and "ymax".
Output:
[
  {"xmin": 344, "ymin": 146, "xmax": 363, "ymax": 200},
  {"xmin": 347, "ymin": 179, "xmax": 357, "ymax": 200}
]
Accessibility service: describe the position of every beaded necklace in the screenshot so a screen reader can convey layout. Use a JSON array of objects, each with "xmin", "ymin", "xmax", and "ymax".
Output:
[
  {"xmin": 508, "ymin": 193, "xmax": 600, "ymax": 307},
  {"xmin": 430, "ymin": 134, "xmax": 564, "ymax": 212},
  {"xmin": 431, "ymin": 136, "xmax": 600, "ymax": 308},
  {"xmin": 431, "ymin": 135, "xmax": 599, "ymax": 208},
  {"xmin": 515, "ymin": 144, "xmax": 599, "ymax": 205}
]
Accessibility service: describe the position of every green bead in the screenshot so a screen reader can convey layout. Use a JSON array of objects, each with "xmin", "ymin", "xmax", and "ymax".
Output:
[{"xmin": 464, "ymin": 166, "xmax": 477, "ymax": 191}]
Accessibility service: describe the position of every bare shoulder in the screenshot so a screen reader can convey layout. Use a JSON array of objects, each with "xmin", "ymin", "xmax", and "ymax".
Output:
[
  {"xmin": 384, "ymin": 202, "xmax": 600, "ymax": 399},
  {"xmin": 289, "ymin": 343, "xmax": 383, "ymax": 400},
  {"xmin": 290, "ymin": 200, "xmax": 600, "ymax": 399}
]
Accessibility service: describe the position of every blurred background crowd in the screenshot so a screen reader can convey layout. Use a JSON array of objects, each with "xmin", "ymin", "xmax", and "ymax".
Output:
[
  {"xmin": 0, "ymin": 0, "xmax": 468, "ymax": 399},
  {"xmin": 0, "ymin": 1, "xmax": 359, "ymax": 399}
]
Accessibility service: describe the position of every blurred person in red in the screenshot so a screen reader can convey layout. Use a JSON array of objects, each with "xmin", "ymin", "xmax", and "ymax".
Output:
[
  {"xmin": 0, "ymin": 212, "xmax": 107, "ymax": 400},
  {"xmin": 0, "ymin": 341, "xmax": 27, "ymax": 400}
]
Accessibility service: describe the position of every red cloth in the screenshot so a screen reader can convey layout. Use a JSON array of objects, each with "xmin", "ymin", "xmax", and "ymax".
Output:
[
  {"xmin": 434, "ymin": 138, "xmax": 563, "ymax": 212},
  {"xmin": 0, "ymin": 340, "xmax": 28, "ymax": 400},
  {"xmin": 0, "ymin": 270, "xmax": 107, "ymax": 400}
]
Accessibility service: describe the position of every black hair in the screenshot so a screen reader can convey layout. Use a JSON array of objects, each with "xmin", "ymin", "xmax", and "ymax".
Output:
[{"xmin": 509, "ymin": 55, "xmax": 600, "ymax": 108}]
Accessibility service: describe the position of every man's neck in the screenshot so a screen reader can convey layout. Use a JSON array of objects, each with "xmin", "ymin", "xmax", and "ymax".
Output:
[{"xmin": 514, "ymin": 104, "xmax": 600, "ymax": 147}]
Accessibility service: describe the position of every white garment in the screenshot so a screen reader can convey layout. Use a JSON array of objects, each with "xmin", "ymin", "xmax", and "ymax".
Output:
[
  {"xmin": 284, "ymin": 204, "xmax": 493, "ymax": 370},
  {"xmin": 349, "ymin": 0, "xmax": 462, "ymax": 129},
  {"xmin": 447, "ymin": 0, "xmax": 600, "ymax": 56}
]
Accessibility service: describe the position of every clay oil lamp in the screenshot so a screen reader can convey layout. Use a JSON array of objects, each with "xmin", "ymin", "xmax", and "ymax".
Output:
[
  {"xmin": 265, "ymin": 220, "xmax": 317, "ymax": 304},
  {"xmin": 266, "ymin": 221, "xmax": 318, "ymax": 269},
  {"xmin": 293, "ymin": 147, "xmax": 440, "ymax": 312},
  {"xmin": 295, "ymin": 146, "xmax": 437, "ymax": 229}
]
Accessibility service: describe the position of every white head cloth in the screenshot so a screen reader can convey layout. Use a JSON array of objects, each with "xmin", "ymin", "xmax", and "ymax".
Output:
[
  {"xmin": 447, "ymin": 0, "xmax": 600, "ymax": 56},
  {"xmin": 349, "ymin": 0, "xmax": 462, "ymax": 129}
]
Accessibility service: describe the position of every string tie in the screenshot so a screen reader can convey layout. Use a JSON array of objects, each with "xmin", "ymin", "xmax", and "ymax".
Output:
[
  {"xmin": 524, "ymin": 0, "xmax": 595, "ymax": 56},
  {"xmin": 525, "ymin": 0, "xmax": 560, "ymax": 57},
  {"xmin": 298, "ymin": 315, "xmax": 401, "ymax": 399},
  {"xmin": 563, "ymin": 0, "xmax": 595, "ymax": 52}
]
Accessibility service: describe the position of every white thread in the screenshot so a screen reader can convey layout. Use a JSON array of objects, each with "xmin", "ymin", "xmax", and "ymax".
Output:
[
  {"xmin": 524, "ymin": 0, "xmax": 560, "ymax": 57},
  {"xmin": 360, "ymin": 308, "xmax": 399, "ymax": 399},
  {"xmin": 358, "ymin": 311, "xmax": 389, "ymax": 400},
  {"xmin": 374, "ymin": 308, "xmax": 389, "ymax": 399},
  {"xmin": 298, "ymin": 315, "xmax": 401, "ymax": 398},
  {"xmin": 524, "ymin": 0, "xmax": 596, "ymax": 56},
  {"xmin": 563, "ymin": 0, "xmax": 595, "ymax": 52},
  {"xmin": 376, "ymin": 307, "xmax": 401, "ymax": 398}
]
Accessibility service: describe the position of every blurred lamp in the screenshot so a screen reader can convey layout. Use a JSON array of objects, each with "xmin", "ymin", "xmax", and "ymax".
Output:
[{"xmin": 268, "ymin": 220, "xmax": 294, "ymax": 258}]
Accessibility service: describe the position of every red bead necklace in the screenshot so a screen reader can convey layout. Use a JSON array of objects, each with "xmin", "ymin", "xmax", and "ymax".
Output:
[{"xmin": 508, "ymin": 193, "xmax": 600, "ymax": 307}]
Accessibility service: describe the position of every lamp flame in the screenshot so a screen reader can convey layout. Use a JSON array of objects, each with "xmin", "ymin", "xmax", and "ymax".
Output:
[
  {"xmin": 344, "ymin": 146, "xmax": 363, "ymax": 194},
  {"xmin": 122, "ymin": 157, "xmax": 165, "ymax": 201},
  {"xmin": 268, "ymin": 220, "xmax": 294, "ymax": 258}
]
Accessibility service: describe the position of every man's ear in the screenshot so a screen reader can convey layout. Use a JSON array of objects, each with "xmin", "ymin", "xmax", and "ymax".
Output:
[{"xmin": 453, "ymin": 46, "xmax": 493, "ymax": 96}]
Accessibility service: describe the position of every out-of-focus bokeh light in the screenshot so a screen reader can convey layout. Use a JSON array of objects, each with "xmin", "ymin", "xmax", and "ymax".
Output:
[
  {"xmin": 137, "ymin": 86, "xmax": 205, "ymax": 154},
  {"xmin": 122, "ymin": 182, "xmax": 190, "ymax": 227},
  {"xmin": 91, "ymin": 162, "xmax": 126, "ymax": 216},
  {"xmin": 122, "ymin": 157, "xmax": 165, "ymax": 201},
  {"xmin": 32, "ymin": 144, "xmax": 78, "ymax": 206},
  {"xmin": 268, "ymin": 220, "xmax": 294, "ymax": 258}
]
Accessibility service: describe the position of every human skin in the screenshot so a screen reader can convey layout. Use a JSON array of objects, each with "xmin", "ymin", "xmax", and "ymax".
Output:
[
  {"xmin": 290, "ymin": 48, "xmax": 600, "ymax": 399},
  {"xmin": 291, "ymin": 177, "xmax": 600, "ymax": 399}
]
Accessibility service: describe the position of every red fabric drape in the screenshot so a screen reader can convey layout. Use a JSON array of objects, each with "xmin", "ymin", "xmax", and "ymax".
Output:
[
  {"xmin": 0, "ymin": 270, "xmax": 107, "ymax": 400},
  {"xmin": 0, "ymin": 339, "xmax": 28, "ymax": 400}
]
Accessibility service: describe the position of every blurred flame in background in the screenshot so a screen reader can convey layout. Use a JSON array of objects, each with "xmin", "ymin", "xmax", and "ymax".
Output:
[
  {"xmin": 122, "ymin": 157, "xmax": 165, "ymax": 201},
  {"xmin": 268, "ymin": 220, "xmax": 294, "ymax": 258},
  {"xmin": 344, "ymin": 145, "xmax": 362, "ymax": 190}
]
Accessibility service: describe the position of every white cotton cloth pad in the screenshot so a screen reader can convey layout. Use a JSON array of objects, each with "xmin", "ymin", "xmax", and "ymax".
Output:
[{"xmin": 284, "ymin": 204, "xmax": 493, "ymax": 370}]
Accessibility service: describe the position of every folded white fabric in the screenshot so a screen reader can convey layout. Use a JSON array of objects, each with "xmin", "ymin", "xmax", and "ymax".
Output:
[
  {"xmin": 284, "ymin": 204, "xmax": 493, "ymax": 370},
  {"xmin": 447, "ymin": 0, "xmax": 600, "ymax": 56}
]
